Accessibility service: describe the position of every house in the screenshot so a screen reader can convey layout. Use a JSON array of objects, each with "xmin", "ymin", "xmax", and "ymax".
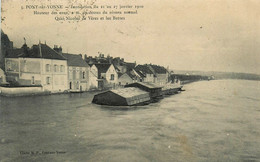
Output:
[
  {"xmin": 148, "ymin": 64, "xmax": 169, "ymax": 85},
  {"xmin": 125, "ymin": 62, "xmax": 136, "ymax": 72},
  {"xmin": 94, "ymin": 63, "xmax": 118, "ymax": 89},
  {"xmin": 62, "ymin": 53, "xmax": 90, "ymax": 92},
  {"xmin": 5, "ymin": 43, "xmax": 68, "ymax": 93},
  {"xmin": 118, "ymin": 70, "xmax": 140, "ymax": 86},
  {"xmin": 134, "ymin": 64, "xmax": 155, "ymax": 82},
  {"xmin": 89, "ymin": 64, "xmax": 98, "ymax": 89},
  {"xmin": 1, "ymin": 30, "xmax": 13, "ymax": 70},
  {"xmin": 0, "ymin": 68, "xmax": 8, "ymax": 85}
]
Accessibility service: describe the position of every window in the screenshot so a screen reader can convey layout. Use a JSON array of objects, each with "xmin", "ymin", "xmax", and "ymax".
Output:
[
  {"xmin": 54, "ymin": 65, "xmax": 58, "ymax": 72},
  {"xmin": 60, "ymin": 65, "xmax": 64, "ymax": 72},
  {"xmin": 73, "ymin": 70, "xmax": 76, "ymax": 80},
  {"xmin": 76, "ymin": 71, "xmax": 79, "ymax": 79},
  {"xmin": 6, "ymin": 61, "xmax": 11, "ymax": 71},
  {"xmin": 46, "ymin": 77, "xmax": 51, "ymax": 85},
  {"xmin": 31, "ymin": 76, "xmax": 35, "ymax": 85},
  {"xmin": 110, "ymin": 74, "xmax": 114, "ymax": 80},
  {"xmin": 46, "ymin": 64, "xmax": 50, "ymax": 72},
  {"xmin": 69, "ymin": 70, "xmax": 73, "ymax": 79},
  {"xmin": 83, "ymin": 72, "xmax": 85, "ymax": 79}
]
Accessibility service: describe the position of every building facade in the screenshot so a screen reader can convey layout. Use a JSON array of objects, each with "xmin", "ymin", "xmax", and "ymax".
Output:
[
  {"xmin": 5, "ymin": 43, "xmax": 68, "ymax": 92},
  {"xmin": 0, "ymin": 68, "xmax": 7, "ymax": 85},
  {"xmin": 89, "ymin": 64, "xmax": 98, "ymax": 89},
  {"xmin": 134, "ymin": 64, "xmax": 155, "ymax": 82},
  {"xmin": 148, "ymin": 64, "xmax": 169, "ymax": 85},
  {"xmin": 63, "ymin": 53, "xmax": 90, "ymax": 92},
  {"xmin": 1, "ymin": 30, "xmax": 13, "ymax": 70},
  {"xmin": 118, "ymin": 70, "xmax": 140, "ymax": 86},
  {"xmin": 95, "ymin": 63, "xmax": 118, "ymax": 89}
]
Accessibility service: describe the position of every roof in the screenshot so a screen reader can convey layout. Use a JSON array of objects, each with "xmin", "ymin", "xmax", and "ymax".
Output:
[
  {"xmin": 6, "ymin": 48, "xmax": 24, "ymax": 58},
  {"xmin": 134, "ymin": 65, "xmax": 154, "ymax": 78},
  {"xmin": 95, "ymin": 63, "xmax": 112, "ymax": 73},
  {"xmin": 6, "ymin": 43, "xmax": 66, "ymax": 60},
  {"xmin": 125, "ymin": 82, "xmax": 163, "ymax": 89},
  {"xmin": 149, "ymin": 65, "xmax": 168, "ymax": 74},
  {"xmin": 119, "ymin": 71, "xmax": 136, "ymax": 80},
  {"xmin": 110, "ymin": 87, "xmax": 148, "ymax": 98},
  {"xmin": 125, "ymin": 62, "xmax": 136, "ymax": 71},
  {"xmin": 62, "ymin": 53, "xmax": 89, "ymax": 67},
  {"xmin": 94, "ymin": 63, "xmax": 113, "ymax": 78},
  {"xmin": 1, "ymin": 30, "xmax": 10, "ymax": 44},
  {"xmin": 37, "ymin": 44, "xmax": 66, "ymax": 60},
  {"xmin": 126, "ymin": 71, "xmax": 137, "ymax": 79}
]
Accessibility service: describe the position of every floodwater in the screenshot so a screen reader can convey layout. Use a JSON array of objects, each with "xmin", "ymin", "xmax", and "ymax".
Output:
[{"xmin": 0, "ymin": 80, "xmax": 260, "ymax": 162}]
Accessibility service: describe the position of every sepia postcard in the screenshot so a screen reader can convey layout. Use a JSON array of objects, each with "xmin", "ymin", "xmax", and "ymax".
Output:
[{"xmin": 0, "ymin": 0, "xmax": 260, "ymax": 161}]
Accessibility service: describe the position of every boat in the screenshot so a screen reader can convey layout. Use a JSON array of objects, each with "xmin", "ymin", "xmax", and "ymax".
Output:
[
  {"xmin": 92, "ymin": 82, "xmax": 183, "ymax": 106},
  {"xmin": 92, "ymin": 87, "xmax": 151, "ymax": 106}
]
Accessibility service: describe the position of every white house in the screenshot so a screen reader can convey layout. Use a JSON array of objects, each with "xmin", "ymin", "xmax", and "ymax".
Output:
[
  {"xmin": 89, "ymin": 64, "xmax": 98, "ymax": 89},
  {"xmin": 95, "ymin": 63, "xmax": 118, "ymax": 89},
  {"xmin": 5, "ymin": 43, "xmax": 68, "ymax": 93}
]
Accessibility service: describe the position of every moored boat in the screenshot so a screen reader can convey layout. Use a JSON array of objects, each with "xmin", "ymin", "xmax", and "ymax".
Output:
[{"xmin": 92, "ymin": 82, "xmax": 183, "ymax": 106}]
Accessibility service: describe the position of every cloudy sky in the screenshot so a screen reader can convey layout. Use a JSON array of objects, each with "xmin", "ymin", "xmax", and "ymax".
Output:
[{"xmin": 1, "ymin": 0, "xmax": 260, "ymax": 74}]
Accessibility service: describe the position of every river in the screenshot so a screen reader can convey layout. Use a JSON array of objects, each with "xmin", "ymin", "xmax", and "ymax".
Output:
[{"xmin": 0, "ymin": 80, "xmax": 259, "ymax": 162}]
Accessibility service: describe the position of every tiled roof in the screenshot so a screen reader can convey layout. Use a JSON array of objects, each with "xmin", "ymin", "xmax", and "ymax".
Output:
[
  {"xmin": 6, "ymin": 48, "xmax": 24, "ymax": 58},
  {"xmin": 125, "ymin": 82, "xmax": 163, "ymax": 89},
  {"xmin": 6, "ymin": 43, "xmax": 66, "ymax": 60},
  {"xmin": 134, "ymin": 64, "xmax": 154, "ymax": 78},
  {"xmin": 1, "ymin": 30, "xmax": 10, "ymax": 43},
  {"xmin": 62, "ymin": 53, "xmax": 89, "ymax": 67},
  {"xmin": 125, "ymin": 62, "xmax": 136, "ymax": 71},
  {"xmin": 94, "ymin": 63, "xmax": 113, "ymax": 79},
  {"xmin": 39, "ymin": 44, "xmax": 66, "ymax": 60},
  {"xmin": 149, "ymin": 65, "xmax": 168, "ymax": 74},
  {"xmin": 149, "ymin": 65, "xmax": 167, "ymax": 74},
  {"xmin": 119, "ymin": 71, "xmax": 137, "ymax": 80},
  {"xmin": 126, "ymin": 71, "xmax": 136, "ymax": 80}
]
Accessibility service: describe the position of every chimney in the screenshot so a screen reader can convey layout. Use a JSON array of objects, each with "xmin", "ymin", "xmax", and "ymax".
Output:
[
  {"xmin": 53, "ymin": 45, "xmax": 62, "ymax": 54},
  {"xmin": 21, "ymin": 43, "xmax": 29, "ymax": 56}
]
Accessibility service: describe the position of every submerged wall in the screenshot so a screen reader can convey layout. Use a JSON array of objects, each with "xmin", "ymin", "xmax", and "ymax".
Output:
[{"xmin": 0, "ymin": 86, "xmax": 48, "ymax": 97}]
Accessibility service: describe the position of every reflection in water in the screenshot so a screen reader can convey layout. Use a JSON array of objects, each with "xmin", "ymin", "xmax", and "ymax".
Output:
[{"xmin": 0, "ymin": 80, "xmax": 260, "ymax": 162}]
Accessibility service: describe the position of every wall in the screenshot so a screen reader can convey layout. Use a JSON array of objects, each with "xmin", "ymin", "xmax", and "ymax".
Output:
[
  {"xmin": 5, "ymin": 58, "xmax": 19, "ymax": 73},
  {"xmin": 144, "ymin": 73, "xmax": 154, "ymax": 82},
  {"xmin": 0, "ymin": 68, "xmax": 6, "ymax": 84},
  {"xmin": 68, "ymin": 66, "xmax": 89, "ymax": 91},
  {"xmin": 6, "ymin": 58, "xmax": 68, "ymax": 92},
  {"xmin": 0, "ymin": 86, "xmax": 45, "ymax": 97},
  {"xmin": 89, "ymin": 65, "xmax": 98, "ymax": 89},
  {"xmin": 105, "ymin": 65, "xmax": 118, "ymax": 84},
  {"xmin": 18, "ymin": 58, "xmax": 42, "ymax": 86},
  {"xmin": 118, "ymin": 73, "xmax": 133, "ymax": 86},
  {"xmin": 41, "ymin": 59, "xmax": 68, "ymax": 92},
  {"xmin": 155, "ymin": 73, "xmax": 168, "ymax": 85}
]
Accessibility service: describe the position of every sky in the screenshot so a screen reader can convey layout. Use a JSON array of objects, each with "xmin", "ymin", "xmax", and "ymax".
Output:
[{"xmin": 1, "ymin": 0, "xmax": 260, "ymax": 74}]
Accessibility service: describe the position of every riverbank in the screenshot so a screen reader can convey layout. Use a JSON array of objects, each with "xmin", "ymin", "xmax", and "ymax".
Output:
[{"xmin": 0, "ymin": 80, "xmax": 197, "ymax": 97}]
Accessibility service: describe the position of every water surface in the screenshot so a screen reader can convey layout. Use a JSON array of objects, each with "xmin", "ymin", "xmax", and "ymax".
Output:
[{"xmin": 0, "ymin": 80, "xmax": 260, "ymax": 162}]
